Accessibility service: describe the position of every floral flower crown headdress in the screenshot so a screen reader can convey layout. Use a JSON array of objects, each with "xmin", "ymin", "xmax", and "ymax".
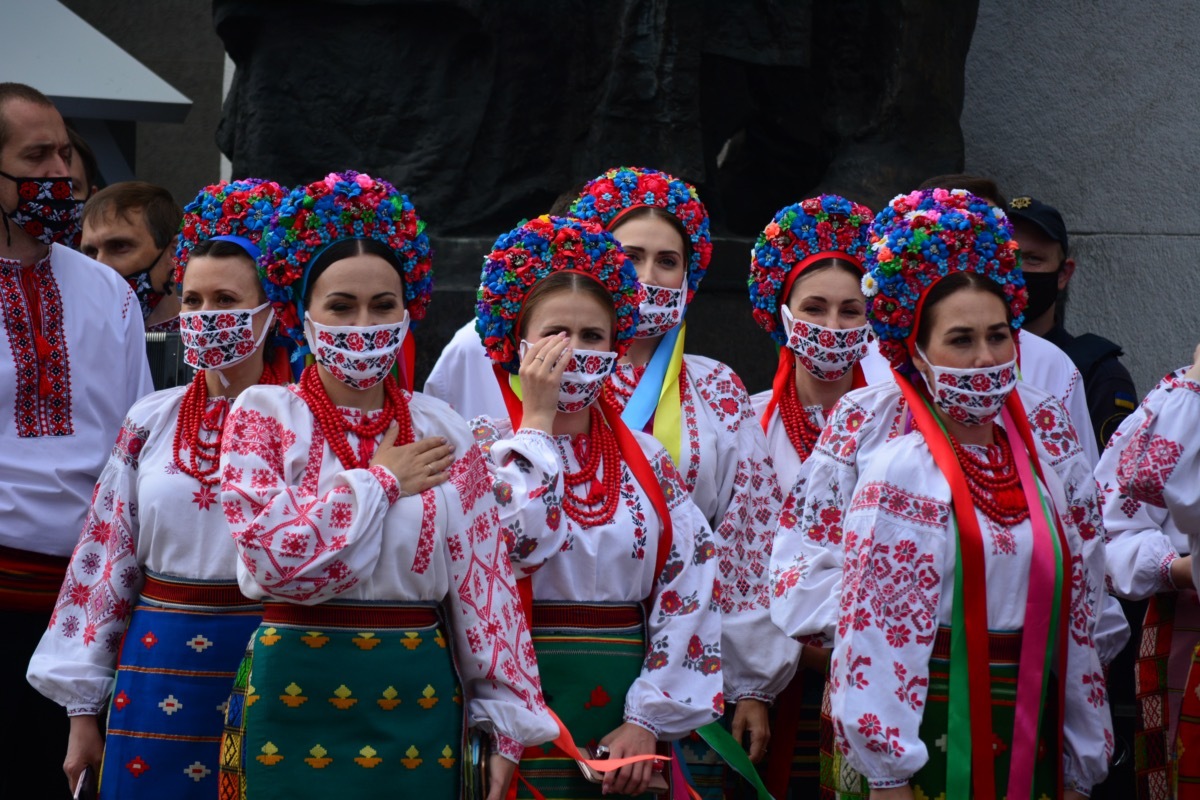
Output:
[
  {"xmin": 747, "ymin": 194, "xmax": 874, "ymax": 346},
  {"xmin": 475, "ymin": 215, "xmax": 643, "ymax": 374},
  {"xmin": 174, "ymin": 178, "xmax": 287, "ymax": 287},
  {"xmin": 862, "ymin": 187, "xmax": 1026, "ymax": 369},
  {"xmin": 257, "ymin": 171, "xmax": 433, "ymax": 350},
  {"xmin": 569, "ymin": 166, "xmax": 712, "ymax": 304}
]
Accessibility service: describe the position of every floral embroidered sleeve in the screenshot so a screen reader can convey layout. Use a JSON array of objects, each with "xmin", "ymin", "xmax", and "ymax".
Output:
[
  {"xmin": 692, "ymin": 365, "xmax": 799, "ymax": 702},
  {"xmin": 628, "ymin": 447, "xmax": 725, "ymax": 739},
  {"xmin": 219, "ymin": 387, "xmax": 402, "ymax": 604},
  {"xmin": 1115, "ymin": 372, "xmax": 1200, "ymax": 590},
  {"xmin": 26, "ymin": 402, "xmax": 160, "ymax": 714},
  {"xmin": 1098, "ymin": 407, "xmax": 1182, "ymax": 599},
  {"xmin": 470, "ymin": 416, "xmax": 572, "ymax": 578},
  {"xmin": 770, "ymin": 392, "xmax": 880, "ymax": 647},
  {"xmin": 828, "ymin": 477, "xmax": 949, "ymax": 787},
  {"xmin": 436, "ymin": 443, "xmax": 558, "ymax": 760},
  {"xmin": 1062, "ymin": 548, "xmax": 1115, "ymax": 793}
]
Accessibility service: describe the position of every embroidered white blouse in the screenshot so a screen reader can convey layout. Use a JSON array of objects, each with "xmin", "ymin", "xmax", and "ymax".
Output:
[
  {"xmin": 1113, "ymin": 369, "xmax": 1200, "ymax": 592},
  {"xmin": 0, "ymin": 245, "xmax": 153, "ymax": 557},
  {"xmin": 216, "ymin": 384, "xmax": 558, "ymax": 760},
  {"xmin": 828, "ymin": 432, "xmax": 1112, "ymax": 791},
  {"xmin": 473, "ymin": 416, "xmax": 726, "ymax": 739},
  {"xmin": 607, "ymin": 354, "xmax": 799, "ymax": 704},
  {"xmin": 769, "ymin": 380, "xmax": 1121, "ymax": 663},
  {"xmin": 27, "ymin": 386, "xmax": 243, "ymax": 715}
]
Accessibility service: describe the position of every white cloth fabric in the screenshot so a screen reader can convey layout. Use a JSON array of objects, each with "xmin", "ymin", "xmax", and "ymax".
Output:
[
  {"xmin": 608, "ymin": 354, "xmax": 799, "ymax": 703},
  {"xmin": 1113, "ymin": 369, "xmax": 1200, "ymax": 591},
  {"xmin": 27, "ymin": 387, "xmax": 243, "ymax": 714},
  {"xmin": 473, "ymin": 416, "xmax": 726, "ymax": 738},
  {"xmin": 217, "ymin": 385, "xmax": 557, "ymax": 755},
  {"xmin": 769, "ymin": 380, "xmax": 1124, "ymax": 662},
  {"xmin": 0, "ymin": 244, "xmax": 153, "ymax": 557},
  {"xmin": 749, "ymin": 389, "xmax": 828, "ymax": 495},
  {"xmin": 861, "ymin": 328, "xmax": 1099, "ymax": 465},
  {"xmin": 1097, "ymin": 369, "xmax": 1190, "ymax": 600},
  {"xmin": 423, "ymin": 319, "xmax": 506, "ymax": 421},
  {"xmin": 827, "ymin": 431, "xmax": 1112, "ymax": 791}
]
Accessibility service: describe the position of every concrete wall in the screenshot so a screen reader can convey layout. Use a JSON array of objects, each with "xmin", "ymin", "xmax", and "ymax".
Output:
[{"xmin": 962, "ymin": 0, "xmax": 1200, "ymax": 395}]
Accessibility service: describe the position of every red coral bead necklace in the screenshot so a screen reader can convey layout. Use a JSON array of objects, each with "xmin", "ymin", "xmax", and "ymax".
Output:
[{"xmin": 299, "ymin": 364, "xmax": 414, "ymax": 470}]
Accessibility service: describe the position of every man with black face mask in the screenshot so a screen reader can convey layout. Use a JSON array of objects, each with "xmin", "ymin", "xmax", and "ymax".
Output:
[
  {"xmin": 81, "ymin": 181, "xmax": 183, "ymax": 331},
  {"xmin": 0, "ymin": 83, "xmax": 153, "ymax": 799},
  {"xmin": 1008, "ymin": 195, "xmax": 1136, "ymax": 448}
]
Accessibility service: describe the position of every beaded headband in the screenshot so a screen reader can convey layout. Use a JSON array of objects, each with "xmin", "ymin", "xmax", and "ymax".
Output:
[
  {"xmin": 257, "ymin": 171, "xmax": 433, "ymax": 350},
  {"xmin": 862, "ymin": 188, "xmax": 1026, "ymax": 369},
  {"xmin": 748, "ymin": 194, "xmax": 874, "ymax": 346},
  {"xmin": 475, "ymin": 215, "xmax": 642, "ymax": 374},
  {"xmin": 569, "ymin": 166, "xmax": 712, "ymax": 304},
  {"xmin": 174, "ymin": 178, "xmax": 286, "ymax": 288}
]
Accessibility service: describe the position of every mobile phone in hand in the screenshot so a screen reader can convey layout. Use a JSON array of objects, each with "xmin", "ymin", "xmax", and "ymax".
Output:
[{"xmin": 74, "ymin": 765, "xmax": 97, "ymax": 800}]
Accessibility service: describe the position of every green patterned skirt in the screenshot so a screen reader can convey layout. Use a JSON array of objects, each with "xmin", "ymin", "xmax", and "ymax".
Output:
[
  {"xmin": 218, "ymin": 601, "xmax": 463, "ymax": 799},
  {"xmin": 518, "ymin": 602, "xmax": 663, "ymax": 799}
]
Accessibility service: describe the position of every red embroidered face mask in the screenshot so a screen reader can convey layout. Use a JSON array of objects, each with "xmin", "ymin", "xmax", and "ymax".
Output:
[{"xmin": 0, "ymin": 172, "xmax": 83, "ymax": 246}]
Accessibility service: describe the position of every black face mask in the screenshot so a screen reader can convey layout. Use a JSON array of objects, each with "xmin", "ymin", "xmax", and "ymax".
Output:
[
  {"xmin": 124, "ymin": 247, "xmax": 170, "ymax": 321},
  {"xmin": 0, "ymin": 171, "xmax": 83, "ymax": 247},
  {"xmin": 1022, "ymin": 267, "xmax": 1062, "ymax": 322}
]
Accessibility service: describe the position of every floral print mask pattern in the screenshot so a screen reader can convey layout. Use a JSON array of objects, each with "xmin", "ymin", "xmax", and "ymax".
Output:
[
  {"xmin": 179, "ymin": 303, "xmax": 273, "ymax": 372},
  {"xmin": 0, "ymin": 173, "xmax": 83, "ymax": 246},
  {"xmin": 305, "ymin": 313, "xmax": 410, "ymax": 390},
  {"xmin": 634, "ymin": 282, "xmax": 685, "ymax": 339},
  {"xmin": 780, "ymin": 305, "xmax": 871, "ymax": 381},
  {"xmin": 917, "ymin": 346, "xmax": 1017, "ymax": 426},
  {"xmin": 522, "ymin": 340, "xmax": 617, "ymax": 414}
]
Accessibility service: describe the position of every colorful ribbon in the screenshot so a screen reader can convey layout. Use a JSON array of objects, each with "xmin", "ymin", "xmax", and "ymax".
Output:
[{"xmin": 622, "ymin": 322, "xmax": 686, "ymax": 464}]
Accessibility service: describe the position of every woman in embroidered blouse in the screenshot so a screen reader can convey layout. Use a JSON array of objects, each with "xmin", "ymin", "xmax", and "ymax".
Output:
[
  {"xmin": 741, "ymin": 195, "xmax": 873, "ymax": 797},
  {"xmin": 568, "ymin": 169, "xmax": 797, "ymax": 785},
  {"xmin": 820, "ymin": 189, "xmax": 1110, "ymax": 799},
  {"xmin": 27, "ymin": 179, "xmax": 289, "ymax": 799},
  {"xmin": 472, "ymin": 215, "xmax": 724, "ymax": 797},
  {"xmin": 215, "ymin": 172, "xmax": 555, "ymax": 800}
]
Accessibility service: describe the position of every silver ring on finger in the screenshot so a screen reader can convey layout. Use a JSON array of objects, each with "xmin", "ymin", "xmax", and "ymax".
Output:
[
  {"xmin": 427, "ymin": 463, "xmax": 435, "ymax": 476},
  {"xmin": 535, "ymin": 356, "xmax": 546, "ymax": 362}
]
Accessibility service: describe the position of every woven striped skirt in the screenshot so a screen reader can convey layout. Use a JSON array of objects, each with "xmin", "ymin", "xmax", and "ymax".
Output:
[
  {"xmin": 218, "ymin": 601, "xmax": 463, "ymax": 799},
  {"xmin": 98, "ymin": 573, "xmax": 261, "ymax": 800},
  {"xmin": 517, "ymin": 602, "xmax": 662, "ymax": 799}
]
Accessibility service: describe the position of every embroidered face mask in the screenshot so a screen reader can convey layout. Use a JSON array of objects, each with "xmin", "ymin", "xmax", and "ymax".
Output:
[
  {"xmin": 521, "ymin": 340, "xmax": 617, "ymax": 414},
  {"xmin": 634, "ymin": 282, "xmax": 685, "ymax": 339},
  {"xmin": 780, "ymin": 305, "xmax": 871, "ymax": 382},
  {"xmin": 305, "ymin": 312, "xmax": 410, "ymax": 390},
  {"xmin": 0, "ymin": 172, "xmax": 82, "ymax": 246},
  {"xmin": 916, "ymin": 346, "xmax": 1017, "ymax": 426},
  {"xmin": 125, "ymin": 248, "xmax": 171, "ymax": 321},
  {"xmin": 180, "ymin": 302, "xmax": 273, "ymax": 374}
]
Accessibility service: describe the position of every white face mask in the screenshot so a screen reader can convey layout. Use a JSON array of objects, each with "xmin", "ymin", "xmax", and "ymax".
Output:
[
  {"xmin": 521, "ymin": 340, "xmax": 618, "ymax": 414},
  {"xmin": 634, "ymin": 282, "xmax": 685, "ymax": 339},
  {"xmin": 179, "ymin": 302, "xmax": 274, "ymax": 384},
  {"xmin": 916, "ymin": 345, "xmax": 1017, "ymax": 427},
  {"xmin": 305, "ymin": 312, "xmax": 410, "ymax": 390},
  {"xmin": 780, "ymin": 305, "xmax": 870, "ymax": 382}
]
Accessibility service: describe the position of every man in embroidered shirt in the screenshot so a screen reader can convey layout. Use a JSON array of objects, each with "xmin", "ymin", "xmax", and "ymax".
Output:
[
  {"xmin": 0, "ymin": 82, "xmax": 153, "ymax": 798},
  {"xmin": 82, "ymin": 181, "xmax": 183, "ymax": 332}
]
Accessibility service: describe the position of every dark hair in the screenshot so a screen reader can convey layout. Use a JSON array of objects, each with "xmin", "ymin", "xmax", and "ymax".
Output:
[
  {"xmin": 83, "ymin": 181, "xmax": 182, "ymax": 249},
  {"xmin": 915, "ymin": 272, "xmax": 1012, "ymax": 350},
  {"xmin": 517, "ymin": 271, "xmax": 616, "ymax": 341},
  {"xmin": 917, "ymin": 174, "xmax": 1004, "ymax": 209},
  {"xmin": 610, "ymin": 206, "xmax": 692, "ymax": 267},
  {"xmin": 302, "ymin": 237, "xmax": 406, "ymax": 308},
  {"xmin": 184, "ymin": 239, "xmax": 266, "ymax": 302},
  {"xmin": 66, "ymin": 126, "xmax": 100, "ymax": 193},
  {"xmin": 548, "ymin": 182, "xmax": 588, "ymax": 216},
  {"xmin": 0, "ymin": 83, "xmax": 56, "ymax": 151}
]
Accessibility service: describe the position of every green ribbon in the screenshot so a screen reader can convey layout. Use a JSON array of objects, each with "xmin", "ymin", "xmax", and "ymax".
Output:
[{"xmin": 695, "ymin": 721, "xmax": 775, "ymax": 800}]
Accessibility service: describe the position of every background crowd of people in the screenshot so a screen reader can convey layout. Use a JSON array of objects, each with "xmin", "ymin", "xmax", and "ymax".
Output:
[{"xmin": 2, "ymin": 74, "xmax": 1193, "ymax": 800}]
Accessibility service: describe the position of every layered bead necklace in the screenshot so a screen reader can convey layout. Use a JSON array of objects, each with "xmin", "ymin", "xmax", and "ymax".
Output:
[
  {"xmin": 778, "ymin": 375, "xmax": 823, "ymax": 462},
  {"xmin": 173, "ymin": 361, "xmax": 284, "ymax": 487},
  {"xmin": 950, "ymin": 426, "xmax": 1030, "ymax": 526},
  {"xmin": 559, "ymin": 404, "xmax": 622, "ymax": 527},
  {"xmin": 608, "ymin": 363, "xmax": 646, "ymax": 405},
  {"xmin": 299, "ymin": 364, "xmax": 414, "ymax": 470}
]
